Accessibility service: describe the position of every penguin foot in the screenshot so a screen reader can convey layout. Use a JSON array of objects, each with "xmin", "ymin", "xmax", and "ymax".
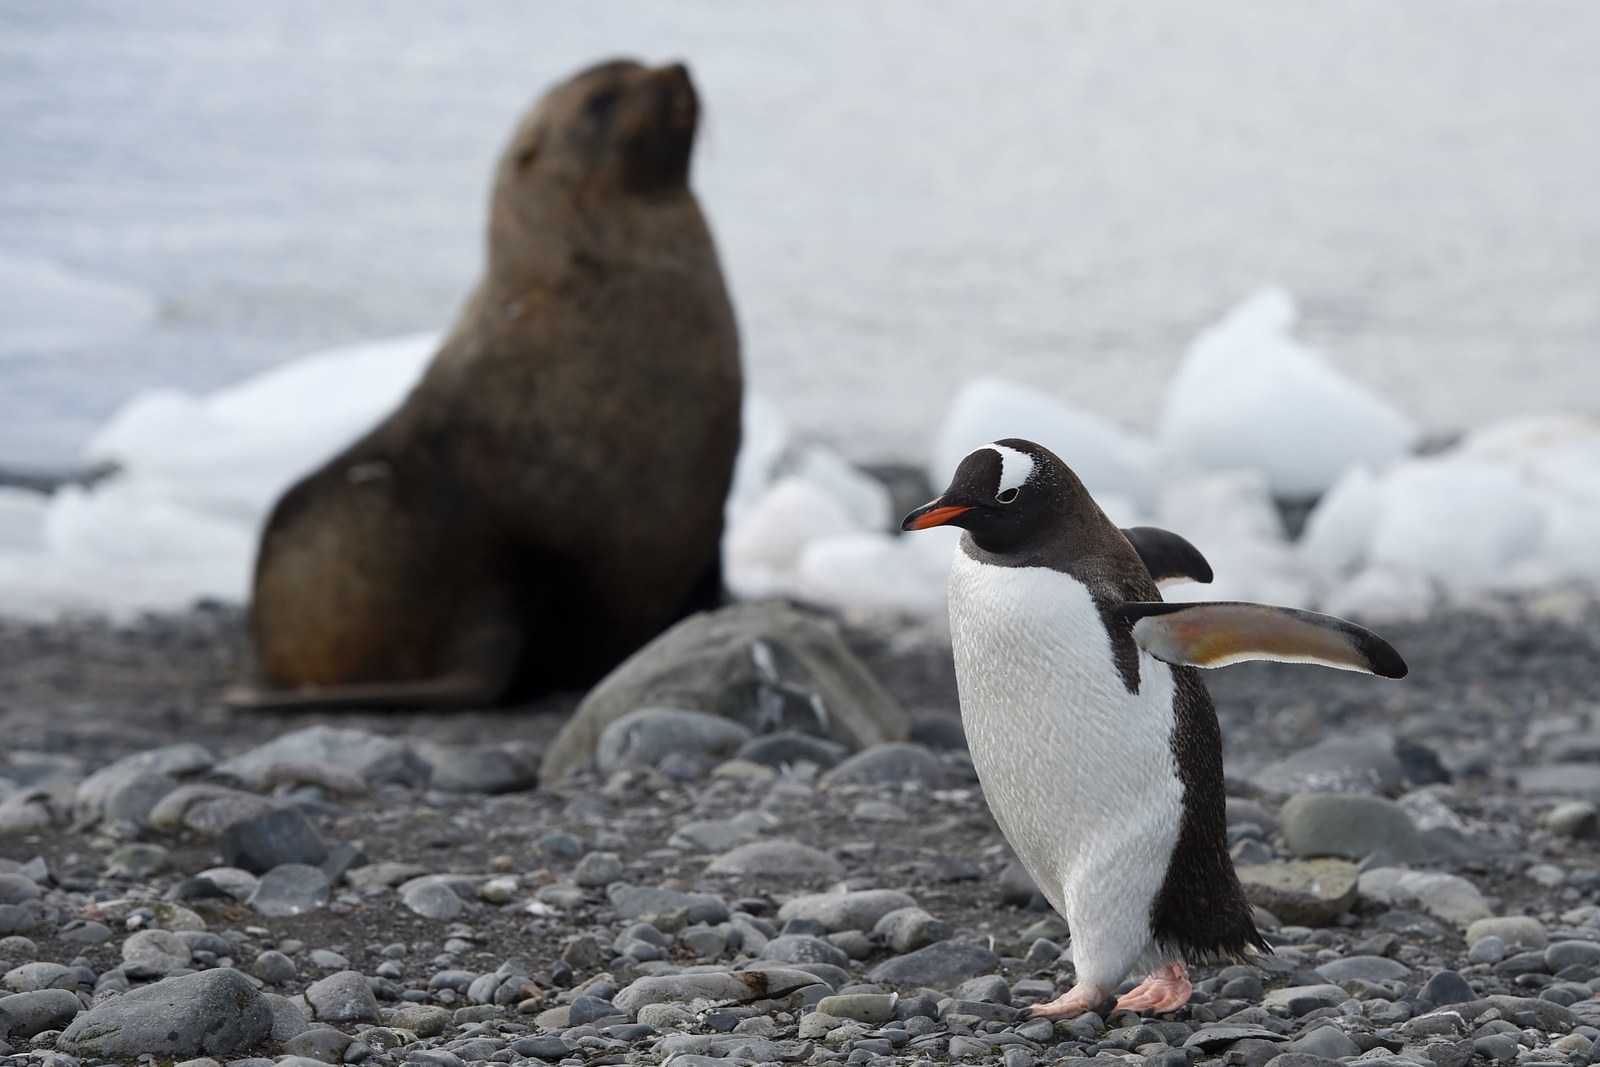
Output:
[
  {"xmin": 1114, "ymin": 962, "xmax": 1192, "ymax": 1014},
  {"xmin": 1026, "ymin": 981, "xmax": 1111, "ymax": 1020}
]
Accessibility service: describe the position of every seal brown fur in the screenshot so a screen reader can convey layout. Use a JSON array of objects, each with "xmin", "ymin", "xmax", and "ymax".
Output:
[{"xmin": 231, "ymin": 59, "xmax": 741, "ymax": 709}]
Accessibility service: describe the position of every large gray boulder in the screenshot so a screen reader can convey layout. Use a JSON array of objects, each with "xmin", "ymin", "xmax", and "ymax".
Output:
[
  {"xmin": 57, "ymin": 968, "xmax": 272, "ymax": 1058},
  {"xmin": 541, "ymin": 601, "xmax": 907, "ymax": 782}
]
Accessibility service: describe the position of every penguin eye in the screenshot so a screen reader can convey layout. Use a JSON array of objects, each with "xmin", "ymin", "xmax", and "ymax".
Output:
[{"xmin": 996, "ymin": 487, "xmax": 1019, "ymax": 504}]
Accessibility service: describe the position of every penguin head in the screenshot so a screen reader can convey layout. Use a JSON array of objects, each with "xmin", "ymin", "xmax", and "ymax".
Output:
[{"xmin": 902, "ymin": 438, "xmax": 1098, "ymax": 554}]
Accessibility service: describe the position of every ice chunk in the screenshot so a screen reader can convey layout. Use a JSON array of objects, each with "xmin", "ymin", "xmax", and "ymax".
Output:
[
  {"xmin": 791, "ymin": 446, "xmax": 893, "ymax": 531},
  {"xmin": 794, "ymin": 527, "xmax": 960, "ymax": 616},
  {"xmin": 1159, "ymin": 287, "xmax": 1418, "ymax": 497},
  {"xmin": 930, "ymin": 376, "xmax": 1157, "ymax": 508},
  {"xmin": 725, "ymin": 476, "xmax": 860, "ymax": 576},
  {"xmin": 1299, "ymin": 465, "xmax": 1383, "ymax": 578},
  {"xmin": 726, "ymin": 391, "xmax": 790, "ymax": 528},
  {"xmin": 1156, "ymin": 469, "xmax": 1312, "ymax": 607},
  {"xmin": 0, "ymin": 489, "xmax": 47, "ymax": 552},
  {"xmin": 0, "ymin": 250, "xmax": 156, "ymax": 354},
  {"xmin": 1367, "ymin": 458, "xmax": 1544, "ymax": 586},
  {"xmin": 87, "ymin": 333, "xmax": 439, "ymax": 520}
]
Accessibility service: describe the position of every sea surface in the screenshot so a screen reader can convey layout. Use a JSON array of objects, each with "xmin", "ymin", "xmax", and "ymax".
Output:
[{"xmin": 2, "ymin": 1, "xmax": 1598, "ymax": 466}]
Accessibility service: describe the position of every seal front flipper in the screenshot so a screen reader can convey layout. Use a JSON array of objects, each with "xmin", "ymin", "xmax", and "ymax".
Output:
[
  {"xmin": 1117, "ymin": 601, "xmax": 1408, "ymax": 678},
  {"xmin": 1120, "ymin": 526, "xmax": 1214, "ymax": 587}
]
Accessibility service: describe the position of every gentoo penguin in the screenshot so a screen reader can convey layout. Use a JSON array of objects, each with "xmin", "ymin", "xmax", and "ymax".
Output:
[{"xmin": 902, "ymin": 438, "xmax": 1406, "ymax": 1019}]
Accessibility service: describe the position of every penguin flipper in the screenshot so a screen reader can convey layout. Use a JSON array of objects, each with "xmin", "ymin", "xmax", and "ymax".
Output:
[
  {"xmin": 1120, "ymin": 527, "xmax": 1214, "ymax": 587},
  {"xmin": 1118, "ymin": 601, "xmax": 1407, "ymax": 679}
]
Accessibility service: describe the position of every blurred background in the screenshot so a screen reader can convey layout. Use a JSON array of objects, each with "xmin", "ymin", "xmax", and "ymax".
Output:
[
  {"xmin": 4, "ymin": 0, "xmax": 1598, "ymax": 467},
  {"xmin": 2, "ymin": 1, "xmax": 1598, "ymax": 622}
]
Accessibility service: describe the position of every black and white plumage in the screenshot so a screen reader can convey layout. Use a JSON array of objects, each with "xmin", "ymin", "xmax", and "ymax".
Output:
[{"xmin": 903, "ymin": 438, "xmax": 1406, "ymax": 1018}]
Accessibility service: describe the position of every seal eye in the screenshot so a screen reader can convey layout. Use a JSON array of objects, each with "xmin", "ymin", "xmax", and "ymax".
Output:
[
  {"xmin": 586, "ymin": 88, "xmax": 620, "ymax": 122},
  {"xmin": 996, "ymin": 487, "xmax": 1019, "ymax": 504}
]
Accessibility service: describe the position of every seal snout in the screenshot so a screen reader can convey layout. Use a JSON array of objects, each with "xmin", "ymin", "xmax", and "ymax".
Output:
[{"xmin": 653, "ymin": 61, "xmax": 698, "ymax": 131}]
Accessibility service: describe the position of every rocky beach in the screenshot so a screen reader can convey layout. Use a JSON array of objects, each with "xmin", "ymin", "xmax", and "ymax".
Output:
[{"xmin": 2, "ymin": 589, "xmax": 1600, "ymax": 1067}]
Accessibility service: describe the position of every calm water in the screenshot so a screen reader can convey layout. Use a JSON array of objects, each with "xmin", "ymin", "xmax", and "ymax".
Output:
[{"xmin": 2, "ymin": 1, "xmax": 1598, "ymax": 465}]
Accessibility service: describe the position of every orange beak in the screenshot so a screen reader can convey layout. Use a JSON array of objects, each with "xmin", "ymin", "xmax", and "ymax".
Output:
[{"xmin": 901, "ymin": 503, "xmax": 975, "ymax": 531}]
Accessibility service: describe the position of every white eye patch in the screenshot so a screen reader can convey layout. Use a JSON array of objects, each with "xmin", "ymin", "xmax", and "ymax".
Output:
[{"xmin": 978, "ymin": 443, "xmax": 1035, "ymax": 495}]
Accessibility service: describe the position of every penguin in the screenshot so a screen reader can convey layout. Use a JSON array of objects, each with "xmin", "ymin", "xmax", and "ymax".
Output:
[{"xmin": 902, "ymin": 438, "xmax": 1406, "ymax": 1019}]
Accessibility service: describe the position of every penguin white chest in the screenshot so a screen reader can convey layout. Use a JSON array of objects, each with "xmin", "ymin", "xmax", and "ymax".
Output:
[{"xmin": 947, "ymin": 549, "xmax": 1184, "ymax": 948}]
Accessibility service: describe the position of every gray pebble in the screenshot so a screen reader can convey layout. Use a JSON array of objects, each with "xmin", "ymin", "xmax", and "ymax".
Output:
[
  {"xmin": 1252, "ymin": 736, "xmax": 1406, "ymax": 797},
  {"xmin": 1545, "ymin": 939, "xmax": 1600, "ymax": 971},
  {"xmin": 1469, "ymin": 936, "xmax": 1507, "ymax": 964},
  {"xmin": 252, "ymin": 950, "xmax": 296, "ymax": 985},
  {"xmin": 386, "ymin": 1003, "xmax": 450, "ymax": 1036},
  {"xmin": 1287, "ymin": 1025, "xmax": 1360, "ymax": 1058},
  {"xmin": 738, "ymin": 732, "xmax": 850, "ymax": 769},
  {"xmin": 596, "ymin": 707, "xmax": 752, "ymax": 775},
  {"xmin": 247, "ymin": 863, "xmax": 330, "ymax": 917},
  {"xmin": 0, "ymin": 875, "xmax": 41, "ymax": 906},
  {"xmin": 511, "ymin": 1034, "xmax": 572, "ymax": 1059},
  {"xmin": 121, "ymin": 928, "xmax": 193, "ymax": 977},
  {"xmin": 567, "ymin": 994, "xmax": 620, "ymax": 1024},
  {"xmin": 1543, "ymin": 800, "xmax": 1600, "ymax": 839},
  {"xmin": 219, "ymin": 807, "xmax": 327, "ymax": 875},
  {"xmin": 1313, "ymin": 954, "xmax": 1409, "ymax": 983},
  {"xmin": 1280, "ymin": 794, "xmax": 1427, "ymax": 862},
  {"xmin": 1474, "ymin": 1033, "xmax": 1522, "ymax": 1063},
  {"xmin": 398, "ymin": 874, "xmax": 473, "ymax": 920},
  {"xmin": 669, "ymin": 812, "xmax": 769, "ymax": 852},
  {"xmin": 1466, "ymin": 916, "xmax": 1547, "ymax": 950},
  {"xmin": 608, "ymin": 884, "xmax": 728, "ymax": 925},
  {"xmin": 779, "ymin": 888, "xmax": 917, "ymax": 932},
  {"xmin": 573, "ymin": 850, "xmax": 625, "ymax": 887},
  {"xmin": 104, "ymin": 841, "xmax": 172, "ymax": 878},
  {"xmin": 705, "ymin": 838, "xmax": 846, "ymax": 882},
  {"xmin": 1358, "ymin": 868, "xmax": 1491, "ymax": 926},
  {"xmin": 867, "ymin": 940, "xmax": 999, "ymax": 988},
  {"xmin": 282, "ymin": 1026, "xmax": 353, "ymax": 1062},
  {"xmin": 873, "ymin": 906, "xmax": 951, "ymax": 953},
  {"xmin": 819, "ymin": 743, "xmax": 950, "ymax": 788},
  {"xmin": 762, "ymin": 934, "xmax": 851, "ymax": 969},
  {"xmin": 305, "ymin": 969, "xmax": 379, "ymax": 1022},
  {"xmin": 0, "ymin": 988, "xmax": 83, "ymax": 1040},
  {"xmin": 3, "ymin": 961, "xmax": 76, "ymax": 992},
  {"xmin": 1418, "ymin": 969, "xmax": 1476, "ymax": 1007}
]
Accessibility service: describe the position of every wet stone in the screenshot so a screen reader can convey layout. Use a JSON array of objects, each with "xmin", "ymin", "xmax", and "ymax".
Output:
[
  {"xmin": 305, "ymin": 969, "xmax": 379, "ymax": 1022},
  {"xmin": 573, "ymin": 850, "xmax": 625, "ymax": 887},
  {"xmin": 762, "ymin": 933, "xmax": 851, "ymax": 969},
  {"xmin": 867, "ymin": 940, "xmax": 999, "ymax": 988},
  {"xmin": 0, "ymin": 875, "xmax": 41, "ymax": 906},
  {"xmin": 1545, "ymin": 940, "xmax": 1600, "ymax": 971},
  {"xmin": 705, "ymin": 838, "xmax": 846, "ymax": 882},
  {"xmin": 778, "ymin": 888, "xmax": 917, "ymax": 932},
  {"xmin": 247, "ymin": 863, "xmax": 330, "ymax": 917},
  {"xmin": 1418, "ymin": 969, "xmax": 1477, "ymax": 1007},
  {"xmin": 0, "ymin": 987, "xmax": 83, "ymax": 1040},
  {"xmin": 121, "ymin": 928, "xmax": 193, "ymax": 976},
  {"xmin": 104, "ymin": 841, "xmax": 172, "ymax": 878},
  {"xmin": 1466, "ymin": 916, "xmax": 1547, "ymax": 950},
  {"xmin": 1314, "ymin": 954, "xmax": 1410, "ymax": 983},
  {"xmin": 1280, "ymin": 794, "xmax": 1427, "ymax": 862},
  {"xmin": 820, "ymin": 743, "xmax": 950, "ymax": 788},
  {"xmin": 220, "ymin": 807, "xmax": 328, "ymax": 874},
  {"xmin": 57, "ymin": 967, "xmax": 272, "ymax": 1059},
  {"xmin": 3, "ymin": 961, "xmax": 76, "ymax": 992},
  {"xmin": 252, "ymin": 949, "xmax": 297, "ymax": 985}
]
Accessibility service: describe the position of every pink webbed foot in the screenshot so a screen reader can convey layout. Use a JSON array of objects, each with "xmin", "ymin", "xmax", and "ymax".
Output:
[
  {"xmin": 1026, "ymin": 981, "xmax": 1112, "ymax": 1020},
  {"xmin": 1114, "ymin": 962, "xmax": 1193, "ymax": 1015}
]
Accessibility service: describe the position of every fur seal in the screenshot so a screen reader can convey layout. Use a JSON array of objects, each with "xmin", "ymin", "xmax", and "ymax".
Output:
[
  {"xmin": 903, "ymin": 438, "xmax": 1406, "ymax": 1017},
  {"xmin": 231, "ymin": 59, "xmax": 741, "ymax": 709}
]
